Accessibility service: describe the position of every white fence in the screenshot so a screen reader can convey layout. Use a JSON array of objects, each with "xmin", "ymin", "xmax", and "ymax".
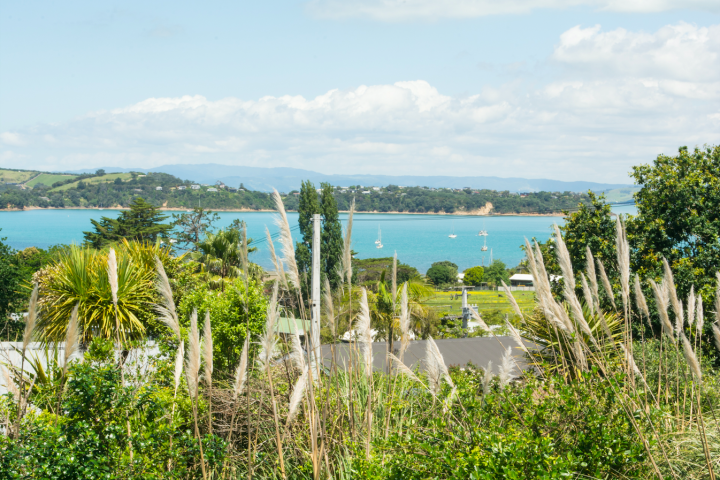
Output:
[{"xmin": 499, "ymin": 286, "xmax": 535, "ymax": 292}]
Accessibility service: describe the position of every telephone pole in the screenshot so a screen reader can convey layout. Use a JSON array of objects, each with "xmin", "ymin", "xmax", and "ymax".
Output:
[{"xmin": 310, "ymin": 214, "xmax": 322, "ymax": 370}]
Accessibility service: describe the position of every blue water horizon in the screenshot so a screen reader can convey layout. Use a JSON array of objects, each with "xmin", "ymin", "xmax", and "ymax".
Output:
[{"xmin": 0, "ymin": 206, "xmax": 637, "ymax": 273}]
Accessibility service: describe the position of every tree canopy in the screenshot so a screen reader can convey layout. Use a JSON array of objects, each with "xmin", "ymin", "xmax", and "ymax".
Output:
[
  {"xmin": 426, "ymin": 261, "xmax": 458, "ymax": 286},
  {"xmin": 484, "ymin": 259, "xmax": 510, "ymax": 287},
  {"xmin": 83, "ymin": 197, "xmax": 172, "ymax": 248},
  {"xmin": 463, "ymin": 266, "xmax": 485, "ymax": 286}
]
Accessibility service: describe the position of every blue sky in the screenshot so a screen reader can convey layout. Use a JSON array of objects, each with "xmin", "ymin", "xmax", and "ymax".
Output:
[{"xmin": 1, "ymin": 0, "xmax": 719, "ymax": 183}]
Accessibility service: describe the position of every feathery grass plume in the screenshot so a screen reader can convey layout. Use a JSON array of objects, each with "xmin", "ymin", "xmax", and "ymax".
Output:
[
  {"xmin": 63, "ymin": 304, "xmax": 80, "ymax": 373},
  {"xmin": 392, "ymin": 251, "xmax": 397, "ymax": 301},
  {"xmin": 650, "ymin": 280, "xmax": 674, "ymax": 338},
  {"xmin": 712, "ymin": 323, "xmax": 720, "ymax": 352},
  {"xmin": 174, "ymin": 342, "xmax": 185, "ymax": 396},
  {"xmin": 532, "ymin": 241, "xmax": 569, "ymax": 331},
  {"xmin": 501, "ymin": 280, "xmax": 524, "ymax": 322},
  {"xmin": 615, "ymin": 217, "xmax": 631, "ymax": 310},
  {"xmin": 634, "ymin": 274, "xmax": 651, "ymax": 326},
  {"xmin": 621, "ymin": 344, "xmax": 642, "ymax": 377},
  {"xmin": 357, "ymin": 288, "xmax": 374, "ymax": 378},
  {"xmin": 676, "ymin": 298, "xmax": 685, "ymax": 336},
  {"xmin": 323, "ymin": 276, "xmax": 336, "ymax": 339},
  {"xmin": 289, "ymin": 318, "xmax": 307, "ymax": 371},
  {"xmin": 427, "ymin": 336, "xmax": 453, "ymax": 388},
  {"xmin": 265, "ymin": 226, "xmax": 288, "ymax": 291},
  {"xmin": 107, "ymin": 248, "xmax": 118, "ymax": 307},
  {"xmin": 687, "ymin": 286, "xmax": 696, "ymax": 328},
  {"xmin": 1, "ymin": 366, "xmax": 19, "ymax": 399},
  {"xmin": 596, "ymin": 258, "xmax": 617, "ymax": 310},
  {"xmin": 580, "ymin": 273, "xmax": 594, "ymax": 316},
  {"xmin": 553, "ymin": 224, "xmax": 575, "ymax": 292},
  {"xmin": 681, "ymin": 332, "xmax": 702, "ymax": 382},
  {"xmin": 505, "ymin": 320, "xmax": 529, "ymax": 355},
  {"xmin": 399, "ymin": 283, "xmax": 410, "ymax": 359},
  {"xmin": 232, "ymin": 337, "xmax": 249, "ymax": 401},
  {"xmin": 259, "ymin": 283, "xmax": 280, "ymax": 368},
  {"xmin": 424, "ymin": 337, "xmax": 443, "ymax": 395},
  {"xmin": 272, "ymin": 189, "xmax": 300, "ymax": 289},
  {"xmin": 498, "ymin": 346, "xmax": 516, "ymax": 390},
  {"xmin": 342, "ymin": 197, "xmax": 355, "ymax": 284},
  {"xmin": 202, "ymin": 311, "xmax": 213, "ymax": 387},
  {"xmin": 524, "ymin": 238, "xmax": 539, "ymax": 279},
  {"xmin": 482, "ymin": 362, "xmax": 493, "ymax": 397},
  {"xmin": 185, "ymin": 309, "xmax": 201, "ymax": 398},
  {"xmin": 585, "ymin": 246, "xmax": 600, "ymax": 304},
  {"xmin": 154, "ymin": 256, "xmax": 181, "ymax": 340},
  {"xmin": 662, "ymin": 257, "xmax": 683, "ymax": 328},
  {"xmin": 286, "ymin": 366, "xmax": 309, "ymax": 425},
  {"xmin": 387, "ymin": 352, "xmax": 422, "ymax": 385},
  {"xmin": 23, "ymin": 284, "xmax": 38, "ymax": 350},
  {"xmin": 697, "ymin": 296, "xmax": 704, "ymax": 331}
]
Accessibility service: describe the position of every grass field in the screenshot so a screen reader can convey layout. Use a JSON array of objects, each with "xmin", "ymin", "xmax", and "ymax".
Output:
[
  {"xmin": 426, "ymin": 289, "xmax": 535, "ymax": 318},
  {"xmin": 26, "ymin": 173, "xmax": 77, "ymax": 188},
  {"xmin": 50, "ymin": 172, "xmax": 133, "ymax": 191},
  {"xmin": 0, "ymin": 168, "xmax": 38, "ymax": 184}
]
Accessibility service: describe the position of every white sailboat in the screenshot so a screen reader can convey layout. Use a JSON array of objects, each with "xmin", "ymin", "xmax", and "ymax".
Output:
[
  {"xmin": 478, "ymin": 221, "xmax": 488, "ymax": 237},
  {"xmin": 376, "ymin": 227, "xmax": 383, "ymax": 249},
  {"xmin": 448, "ymin": 221, "xmax": 457, "ymax": 239},
  {"xmin": 375, "ymin": 225, "xmax": 381, "ymax": 244},
  {"xmin": 481, "ymin": 234, "xmax": 488, "ymax": 252}
]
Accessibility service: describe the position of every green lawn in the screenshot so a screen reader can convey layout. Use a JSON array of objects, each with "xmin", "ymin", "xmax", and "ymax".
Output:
[
  {"xmin": 50, "ymin": 172, "xmax": 134, "ymax": 192},
  {"xmin": 0, "ymin": 168, "xmax": 38, "ymax": 184},
  {"xmin": 426, "ymin": 289, "xmax": 535, "ymax": 318},
  {"xmin": 27, "ymin": 173, "xmax": 77, "ymax": 188}
]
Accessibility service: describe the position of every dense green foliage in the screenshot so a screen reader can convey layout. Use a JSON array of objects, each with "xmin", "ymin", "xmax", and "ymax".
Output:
[
  {"xmin": 170, "ymin": 207, "xmax": 221, "ymax": 251},
  {"xmin": 2, "ymin": 167, "xmax": 592, "ymax": 215},
  {"xmin": 0, "ymin": 232, "xmax": 22, "ymax": 327},
  {"xmin": 83, "ymin": 197, "xmax": 173, "ymax": 248},
  {"xmin": 352, "ymin": 257, "xmax": 421, "ymax": 286},
  {"xmin": 177, "ymin": 277, "xmax": 267, "ymax": 372},
  {"xmin": 426, "ymin": 260, "xmax": 459, "ymax": 287},
  {"xmin": 463, "ymin": 266, "xmax": 485, "ymax": 286},
  {"xmin": 484, "ymin": 260, "xmax": 511, "ymax": 287}
]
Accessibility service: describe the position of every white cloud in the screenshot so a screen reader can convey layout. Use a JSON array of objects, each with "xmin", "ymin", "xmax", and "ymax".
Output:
[
  {"xmin": 306, "ymin": 0, "xmax": 720, "ymax": 21},
  {"xmin": 3, "ymin": 23, "xmax": 719, "ymax": 183},
  {"xmin": 553, "ymin": 23, "xmax": 720, "ymax": 82}
]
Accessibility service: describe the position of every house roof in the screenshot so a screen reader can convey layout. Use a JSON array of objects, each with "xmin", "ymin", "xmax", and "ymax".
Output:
[
  {"xmin": 509, "ymin": 274, "xmax": 533, "ymax": 281},
  {"xmin": 319, "ymin": 336, "xmax": 536, "ymax": 375}
]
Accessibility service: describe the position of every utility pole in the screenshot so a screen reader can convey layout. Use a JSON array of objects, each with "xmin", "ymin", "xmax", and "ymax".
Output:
[{"xmin": 310, "ymin": 214, "xmax": 322, "ymax": 371}]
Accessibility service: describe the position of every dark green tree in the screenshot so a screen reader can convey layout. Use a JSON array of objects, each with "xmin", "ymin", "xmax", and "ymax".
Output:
[
  {"xmin": 295, "ymin": 181, "xmax": 320, "ymax": 298},
  {"xmin": 83, "ymin": 197, "xmax": 172, "ymax": 249},
  {"xmin": 426, "ymin": 261, "xmax": 457, "ymax": 287},
  {"xmin": 320, "ymin": 182, "xmax": 344, "ymax": 290},
  {"xmin": 0, "ymin": 232, "xmax": 22, "ymax": 336},
  {"xmin": 484, "ymin": 259, "xmax": 510, "ymax": 287}
]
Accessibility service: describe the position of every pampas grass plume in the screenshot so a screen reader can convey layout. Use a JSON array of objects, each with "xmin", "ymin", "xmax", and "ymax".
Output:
[
  {"xmin": 687, "ymin": 286, "xmax": 696, "ymax": 328},
  {"xmin": 186, "ymin": 308, "xmax": 200, "ymax": 398},
  {"xmin": 650, "ymin": 280, "xmax": 674, "ymax": 338},
  {"xmin": 498, "ymin": 346, "xmax": 516, "ymax": 390},
  {"xmin": 154, "ymin": 256, "xmax": 181, "ymax": 340},
  {"xmin": 712, "ymin": 323, "xmax": 720, "ymax": 352},
  {"xmin": 696, "ymin": 296, "xmax": 704, "ymax": 331},
  {"xmin": 357, "ymin": 288, "xmax": 373, "ymax": 378},
  {"xmin": 272, "ymin": 189, "xmax": 301, "ymax": 289},
  {"xmin": 399, "ymin": 283, "xmax": 410, "ymax": 358},
  {"xmin": 501, "ymin": 280, "xmax": 524, "ymax": 322},
  {"xmin": 290, "ymin": 318, "xmax": 307, "ymax": 371},
  {"xmin": 286, "ymin": 367, "xmax": 308, "ymax": 425},
  {"xmin": 266, "ymin": 226, "xmax": 288, "ymax": 291},
  {"xmin": 23, "ymin": 284, "xmax": 38, "ymax": 351},
  {"xmin": 259, "ymin": 283, "xmax": 280, "ymax": 368},
  {"xmin": 233, "ymin": 337, "xmax": 249, "ymax": 401},
  {"xmin": 342, "ymin": 198, "xmax": 355, "ymax": 284},
  {"xmin": 387, "ymin": 352, "xmax": 422, "ymax": 386},
  {"xmin": 202, "ymin": 310, "xmax": 213, "ymax": 387},
  {"xmin": 482, "ymin": 361, "xmax": 493, "ymax": 397},
  {"xmin": 634, "ymin": 274, "xmax": 651, "ymax": 325},
  {"xmin": 663, "ymin": 258, "xmax": 683, "ymax": 327},
  {"xmin": 681, "ymin": 332, "xmax": 702, "ymax": 383},
  {"xmin": 586, "ymin": 246, "xmax": 600, "ymax": 303},
  {"xmin": 107, "ymin": 248, "xmax": 118, "ymax": 307},
  {"xmin": 580, "ymin": 273, "xmax": 594, "ymax": 316},
  {"xmin": 174, "ymin": 342, "xmax": 185, "ymax": 396},
  {"xmin": 63, "ymin": 303, "xmax": 80, "ymax": 373},
  {"xmin": 596, "ymin": 259, "xmax": 617, "ymax": 310}
]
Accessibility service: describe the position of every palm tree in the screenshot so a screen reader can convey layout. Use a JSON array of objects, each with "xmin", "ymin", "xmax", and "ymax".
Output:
[
  {"xmin": 371, "ymin": 275, "xmax": 434, "ymax": 345},
  {"xmin": 190, "ymin": 227, "xmax": 256, "ymax": 290},
  {"xmin": 35, "ymin": 241, "xmax": 157, "ymax": 343}
]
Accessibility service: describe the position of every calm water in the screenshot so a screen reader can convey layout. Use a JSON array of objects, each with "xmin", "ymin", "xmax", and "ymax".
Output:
[{"xmin": 0, "ymin": 206, "xmax": 636, "ymax": 273}]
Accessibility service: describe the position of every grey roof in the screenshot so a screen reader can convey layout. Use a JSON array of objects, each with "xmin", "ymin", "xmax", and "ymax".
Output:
[{"xmin": 318, "ymin": 336, "xmax": 536, "ymax": 376}]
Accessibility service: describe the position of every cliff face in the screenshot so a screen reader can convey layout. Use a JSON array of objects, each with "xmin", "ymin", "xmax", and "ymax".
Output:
[{"xmin": 461, "ymin": 202, "xmax": 493, "ymax": 216}]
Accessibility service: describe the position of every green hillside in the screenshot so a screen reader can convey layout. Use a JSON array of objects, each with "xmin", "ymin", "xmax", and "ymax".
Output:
[
  {"xmin": 26, "ymin": 173, "xmax": 78, "ymax": 188},
  {"xmin": 0, "ymin": 168, "xmax": 38, "ymax": 184},
  {"xmin": 50, "ymin": 172, "xmax": 133, "ymax": 191}
]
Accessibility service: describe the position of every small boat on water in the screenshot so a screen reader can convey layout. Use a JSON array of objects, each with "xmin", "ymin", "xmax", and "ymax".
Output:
[
  {"xmin": 376, "ymin": 227, "xmax": 383, "ymax": 249},
  {"xmin": 449, "ymin": 221, "xmax": 457, "ymax": 239},
  {"xmin": 481, "ymin": 233, "xmax": 488, "ymax": 252},
  {"xmin": 478, "ymin": 230, "xmax": 487, "ymax": 236},
  {"xmin": 375, "ymin": 225, "xmax": 381, "ymax": 244}
]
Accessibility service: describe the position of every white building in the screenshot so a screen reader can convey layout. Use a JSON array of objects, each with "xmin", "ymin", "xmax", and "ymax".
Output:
[
  {"xmin": 155, "ymin": 186, "xmax": 162, "ymax": 191},
  {"xmin": 207, "ymin": 188, "xmax": 218, "ymax": 192},
  {"xmin": 191, "ymin": 185, "xmax": 200, "ymax": 190},
  {"xmin": 177, "ymin": 186, "xmax": 186, "ymax": 190}
]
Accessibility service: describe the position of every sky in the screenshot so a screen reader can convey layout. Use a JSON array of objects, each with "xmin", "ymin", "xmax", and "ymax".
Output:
[{"xmin": 1, "ymin": 1, "xmax": 719, "ymax": 184}]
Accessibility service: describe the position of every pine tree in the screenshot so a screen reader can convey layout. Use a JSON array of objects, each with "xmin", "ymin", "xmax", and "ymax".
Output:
[
  {"xmin": 295, "ymin": 181, "xmax": 320, "ymax": 298},
  {"xmin": 320, "ymin": 183, "xmax": 343, "ymax": 290},
  {"xmin": 83, "ymin": 197, "xmax": 172, "ymax": 248}
]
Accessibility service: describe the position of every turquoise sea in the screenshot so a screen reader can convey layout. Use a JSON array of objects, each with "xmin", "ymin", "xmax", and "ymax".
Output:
[{"xmin": 0, "ymin": 206, "xmax": 637, "ymax": 273}]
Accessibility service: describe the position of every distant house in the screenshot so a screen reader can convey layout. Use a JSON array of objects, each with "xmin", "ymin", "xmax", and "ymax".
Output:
[
  {"xmin": 293, "ymin": 192, "xmax": 300, "ymax": 196},
  {"xmin": 207, "ymin": 188, "xmax": 218, "ymax": 192},
  {"xmin": 509, "ymin": 274, "xmax": 534, "ymax": 287},
  {"xmin": 362, "ymin": 191, "xmax": 371, "ymax": 194},
  {"xmin": 177, "ymin": 186, "xmax": 186, "ymax": 191},
  {"xmin": 217, "ymin": 183, "xmax": 226, "ymax": 189},
  {"xmin": 372, "ymin": 187, "xmax": 380, "ymax": 191},
  {"xmin": 191, "ymin": 185, "xmax": 200, "ymax": 190},
  {"xmin": 156, "ymin": 186, "xmax": 162, "ymax": 191}
]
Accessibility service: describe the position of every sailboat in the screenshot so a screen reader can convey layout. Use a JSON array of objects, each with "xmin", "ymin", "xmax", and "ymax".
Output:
[
  {"xmin": 448, "ymin": 221, "xmax": 457, "ymax": 239},
  {"xmin": 478, "ymin": 221, "xmax": 488, "ymax": 236},
  {"xmin": 376, "ymin": 227, "xmax": 383, "ymax": 249},
  {"xmin": 375, "ymin": 225, "xmax": 381, "ymax": 244},
  {"xmin": 481, "ymin": 234, "xmax": 488, "ymax": 252}
]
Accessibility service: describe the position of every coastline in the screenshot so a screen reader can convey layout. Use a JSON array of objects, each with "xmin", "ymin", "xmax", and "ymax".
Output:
[{"xmin": 4, "ymin": 206, "xmax": 566, "ymax": 217}]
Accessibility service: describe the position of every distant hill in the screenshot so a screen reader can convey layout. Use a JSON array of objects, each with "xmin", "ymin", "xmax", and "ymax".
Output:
[{"xmin": 69, "ymin": 164, "xmax": 633, "ymax": 194}]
